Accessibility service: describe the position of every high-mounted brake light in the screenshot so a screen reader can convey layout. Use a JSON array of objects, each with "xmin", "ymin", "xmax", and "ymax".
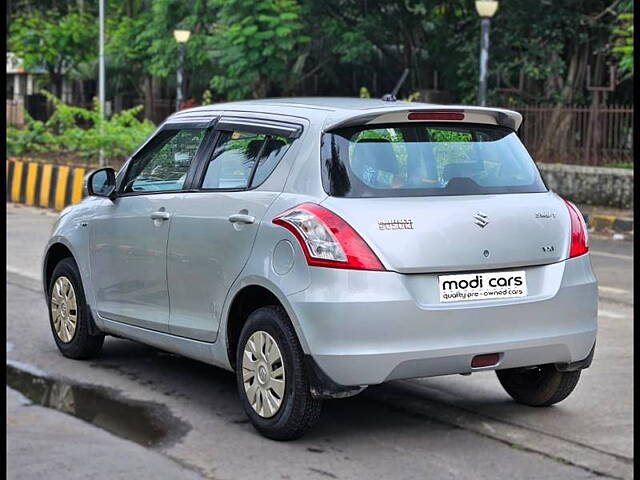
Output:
[
  {"xmin": 565, "ymin": 200, "xmax": 589, "ymax": 258},
  {"xmin": 273, "ymin": 203, "xmax": 385, "ymax": 271},
  {"xmin": 408, "ymin": 111, "xmax": 465, "ymax": 121}
]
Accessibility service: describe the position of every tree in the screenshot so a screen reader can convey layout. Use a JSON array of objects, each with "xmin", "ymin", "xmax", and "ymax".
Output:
[
  {"xmin": 106, "ymin": 0, "xmax": 217, "ymax": 119},
  {"xmin": 612, "ymin": 2, "xmax": 633, "ymax": 80},
  {"xmin": 210, "ymin": 0, "xmax": 311, "ymax": 99},
  {"xmin": 299, "ymin": 0, "xmax": 446, "ymax": 97},
  {"xmin": 9, "ymin": 9, "xmax": 97, "ymax": 99}
]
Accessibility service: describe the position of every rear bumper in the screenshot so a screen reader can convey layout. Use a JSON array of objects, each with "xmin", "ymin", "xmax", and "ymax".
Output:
[{"xmin": 287, "ymin": 254, "xmax": 597, "ymax": 386}]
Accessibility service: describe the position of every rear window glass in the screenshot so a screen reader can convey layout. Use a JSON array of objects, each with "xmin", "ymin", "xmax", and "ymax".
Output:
[{"xmin": 321, "ymin": 123, "xmax": 547, "ymax": 197}]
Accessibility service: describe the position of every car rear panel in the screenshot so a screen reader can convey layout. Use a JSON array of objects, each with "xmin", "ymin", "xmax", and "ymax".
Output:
[
  {"xmin": 321, "ymin": 192, "xmax": 571, "ymax": 273},
  {"xmin": 286, "ymin": 254, "xmax": 597, "ymax": 386}
]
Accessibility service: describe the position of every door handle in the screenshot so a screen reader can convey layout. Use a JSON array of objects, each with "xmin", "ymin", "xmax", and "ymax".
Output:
[
  {"xmin": 228, "ymin": 213, "xmax": 255, "ymax": 224},
  {"xmin": 150, "ymin": 211, "xmax": 171, "ymax": 221}
]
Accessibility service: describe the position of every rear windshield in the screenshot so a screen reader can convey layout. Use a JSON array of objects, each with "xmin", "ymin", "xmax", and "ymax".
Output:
[{"xmin": 320, "ymin": 123, "xmax": 547, "ymax": 197}]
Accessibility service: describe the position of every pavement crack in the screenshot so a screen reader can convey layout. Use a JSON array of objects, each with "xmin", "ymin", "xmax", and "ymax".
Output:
[{"xmin": 308, "ymin": 467, "xmax": 338, "ymax": 478}]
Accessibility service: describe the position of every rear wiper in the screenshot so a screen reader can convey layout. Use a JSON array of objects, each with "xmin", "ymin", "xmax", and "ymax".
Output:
[{"xmin": 443, "ymin": 177, "xmax": 483, "ymax": 193}]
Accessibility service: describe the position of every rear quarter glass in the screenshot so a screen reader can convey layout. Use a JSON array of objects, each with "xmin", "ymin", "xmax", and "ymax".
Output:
[{"xmin": 320, "ymin": 122, "xmax": 547, "ymax": 198}]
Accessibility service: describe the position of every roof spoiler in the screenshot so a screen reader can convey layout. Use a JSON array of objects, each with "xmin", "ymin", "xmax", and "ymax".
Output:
[{"xmin": 323, "ymin": 106, "xmax": 522, "ymax": 132}]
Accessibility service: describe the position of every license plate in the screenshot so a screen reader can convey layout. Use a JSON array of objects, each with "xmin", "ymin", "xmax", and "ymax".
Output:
[{"xmin": 439, "ymin": 270, "xmax": 527, "ymax": 303}]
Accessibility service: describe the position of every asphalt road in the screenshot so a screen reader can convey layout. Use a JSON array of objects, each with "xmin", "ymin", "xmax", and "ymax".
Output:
[{"xmin": 6, "ymin": 203, "xmax": 634, "ymax": 480}]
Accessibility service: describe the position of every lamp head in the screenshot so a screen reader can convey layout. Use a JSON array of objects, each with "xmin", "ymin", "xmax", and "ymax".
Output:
[
  {"xmin": 173, "ymin": 30, "xmax": 191, "ymax": 43},
  {"xmin": 475, "ymin": 0, "xmax": 499, "ymax": 18}
]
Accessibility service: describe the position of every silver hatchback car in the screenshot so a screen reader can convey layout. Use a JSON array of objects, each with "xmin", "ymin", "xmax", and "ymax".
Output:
[{"xmin": 43, "ymin": 98, "xmax": 597, "ymax": 440}]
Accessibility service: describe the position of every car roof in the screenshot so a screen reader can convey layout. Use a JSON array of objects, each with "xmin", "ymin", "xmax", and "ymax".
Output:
[
  {"xmin": 176, "ymin": 97, "xmax": 421, "ymax": 112},
  {"xmin": 170, "ymin": 97, "xmax": 523, "ymax": 131}
]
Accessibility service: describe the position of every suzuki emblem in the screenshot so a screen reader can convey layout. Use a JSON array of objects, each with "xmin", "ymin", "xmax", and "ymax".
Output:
[{"xmin": 474, "ymin": 212, "xmax": 489, "ymax": 228}]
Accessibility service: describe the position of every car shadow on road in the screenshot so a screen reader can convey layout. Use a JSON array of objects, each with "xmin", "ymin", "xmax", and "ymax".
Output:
[{"xmin": 89, "ymin": 336, "xmax": 511, "ymax": 442}]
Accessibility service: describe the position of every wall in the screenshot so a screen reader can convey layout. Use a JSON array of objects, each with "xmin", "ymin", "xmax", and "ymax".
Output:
[{"xmin": 537, "ymin": 163, "xmax": 633, "ymax": 210}]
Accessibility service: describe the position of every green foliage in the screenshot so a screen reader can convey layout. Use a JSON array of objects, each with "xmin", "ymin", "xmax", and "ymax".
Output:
[
  {"xmin": 605, "ymin": 160, "xmax": 633, "ymax": 169},
  {"xmin": 359, "ymin": 87, "xmax": 371, "ymax": 98},
  {"xmin": 202, "ymin": 89, "xmax": 213, "ymax": 105},
  {"xmin": 9, "ymin": 9, "xmax": 97, "ymax": 91},
  {"xmin": 402, "ymin": 92, "xmax": 421, "ymax": 102},
  {"xmin": 7, "ymin": 0, "xmax": 634, "ymax": 109},
  {"xmin": 210, "ymin": 0, "xmax": 310, "ymax": 99},
  {"xmin": 440, "ymin": 1, "xmax": 617, "ymax": 104},
  {"xmin": 612, "ymin": 10, "xmax": 633, "ymax": 77},
  {"xmin": 7, "ymin": 117, "xmax": 57, "ymax": 157},
  {"xmin": 7, "ymin": 92, "xmax": 156, "ymax": 165}
]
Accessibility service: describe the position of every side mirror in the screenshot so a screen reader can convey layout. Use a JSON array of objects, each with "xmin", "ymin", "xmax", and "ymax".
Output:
[{"xmin": 86, "ymin": 167, "xmax": 116, "ymax": 200}]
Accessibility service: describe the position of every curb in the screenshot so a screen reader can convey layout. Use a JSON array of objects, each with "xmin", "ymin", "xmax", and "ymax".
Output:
[
  {"xmin": 6, "ymin": 159, "xmax": 90, "ymax": 211},
  {"xmin": 583, "ymin": 213, "xmax": 634, "ymax": 233}
]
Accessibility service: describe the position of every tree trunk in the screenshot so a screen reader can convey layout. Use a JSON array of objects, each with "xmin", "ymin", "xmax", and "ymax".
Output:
[
  {"xmin": 536, "ymin": 45, "xmax": 588, "ymax": 163},
  {"xmin": 584, "ymin": 52, "xmax": 607, "ymax": 164},
  {"xmin": 49, "ymin": 71, "xmax": 64, "ymax": 99},
  {"xmin": 251, "ymin": 74, "xmax": 270, "ymax": 98},
  {"xmin": 143, "ymin": 74, "xmax": 154, "ymax": 121}
]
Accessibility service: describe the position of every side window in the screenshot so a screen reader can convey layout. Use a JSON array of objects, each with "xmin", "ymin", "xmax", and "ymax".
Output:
[
  {"xmin": 250, "ymin": 135, "xmax": 291, "ymax": 187},
  {"xmin": 201, "ymin": 130, "xmax": 292, "ymax": 190},
  {"xmin": 122, "ymin": 128, "xmax": 205, "ymax": 193},
  {"xmin": 201, "ymin": 131, "xmax": 266, "ymax": 189}
]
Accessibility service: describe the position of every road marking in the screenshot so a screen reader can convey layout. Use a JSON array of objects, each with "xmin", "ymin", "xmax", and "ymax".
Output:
[
  {"xmin": 599, "ymin": 285, "xmax": 631, "ymax": 295},
  {"xmin": 590, "ymin": 250, "xmax": 633, "ymax": 261},
  {"xmin": 598, "ymin": 309, "xmax": 625, "ymax": 319}
]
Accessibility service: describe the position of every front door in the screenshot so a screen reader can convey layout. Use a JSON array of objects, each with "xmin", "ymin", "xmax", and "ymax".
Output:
[{"xmin": 90, "ymin": 126, "xmax": 207, "ymax": 332}]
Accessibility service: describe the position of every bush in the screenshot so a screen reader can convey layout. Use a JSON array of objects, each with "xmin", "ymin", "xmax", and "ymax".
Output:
[{"xmin": 7, "ymin": 91, "xmax": 156, "ymax": 166}]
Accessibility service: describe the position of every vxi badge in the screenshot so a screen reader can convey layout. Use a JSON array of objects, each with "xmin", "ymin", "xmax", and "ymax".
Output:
[{"xmin": 438, "ymin": 270, "xmax": 528, "ymax": 303}]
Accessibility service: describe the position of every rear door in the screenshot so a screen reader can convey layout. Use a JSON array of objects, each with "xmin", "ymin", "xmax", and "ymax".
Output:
[
  {"xmin": 90, "ymin": 125, "xmax": 207, "ymax": 331},
  {"xmin": 320, "ymin": 122, "xmax": 570, "ymax": 273},
  {"xmin": 166, "ymin": 118, "xmax": 299, "ymax": 341}
]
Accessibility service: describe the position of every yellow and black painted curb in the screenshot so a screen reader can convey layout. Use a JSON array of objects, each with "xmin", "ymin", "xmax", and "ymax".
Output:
[{"xmin": 6, "ymin": 159, "xmax": 89, "ymax": 211}]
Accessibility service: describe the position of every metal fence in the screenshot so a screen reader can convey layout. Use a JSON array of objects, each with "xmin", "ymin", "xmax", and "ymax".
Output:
[{"xmin": 514, "ymin": 104, "xmax": 633, "ymax": 166}]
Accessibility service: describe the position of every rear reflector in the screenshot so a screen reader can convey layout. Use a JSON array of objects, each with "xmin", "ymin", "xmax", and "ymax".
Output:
[
  {"xmin": 471, "ymin": 353, "xmax": 500, "ymax": 368},
  {"xmin": 408, "ymin": 111, "xmax": 465, "ymax": 121}
]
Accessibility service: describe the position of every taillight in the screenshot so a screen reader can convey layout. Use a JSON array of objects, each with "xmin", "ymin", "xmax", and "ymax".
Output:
[
  {"xmin": 565, "ymin": 200, "xmax": 588, "ymax": 258},
  {"xmin": 272, "ymin": 203, "xmax": 385, "ymax": 271}
]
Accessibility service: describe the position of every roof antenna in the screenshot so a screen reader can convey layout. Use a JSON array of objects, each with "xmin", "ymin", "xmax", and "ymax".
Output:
[{"xmin": 382, "ymin": 68, "xmax": 409, "ymax": 102}]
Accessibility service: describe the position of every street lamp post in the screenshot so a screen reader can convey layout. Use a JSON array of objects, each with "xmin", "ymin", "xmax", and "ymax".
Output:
[
  {"xmin": 98, "ymin": 0, "xmax": 105, "ymax": 166},
  {"xmin": 475, "ymin": 0, "xmax": 499, "ymax": 107},
  {"xmin": 173, "ymin": 30, "xmax": 191, "ymax": 111}
]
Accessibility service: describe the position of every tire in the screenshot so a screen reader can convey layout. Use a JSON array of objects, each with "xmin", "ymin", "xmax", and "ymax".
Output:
[
  {"xmin": 496, "ymin": 364, "xmax": 581, "ymax": 407},
  {"xmin": 236, "ymin": 305, "xmax": 322, "ymax": 440},
  {"xmin": 48, "ymin": 257, "xmax": 104, "ymax": 359}
]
